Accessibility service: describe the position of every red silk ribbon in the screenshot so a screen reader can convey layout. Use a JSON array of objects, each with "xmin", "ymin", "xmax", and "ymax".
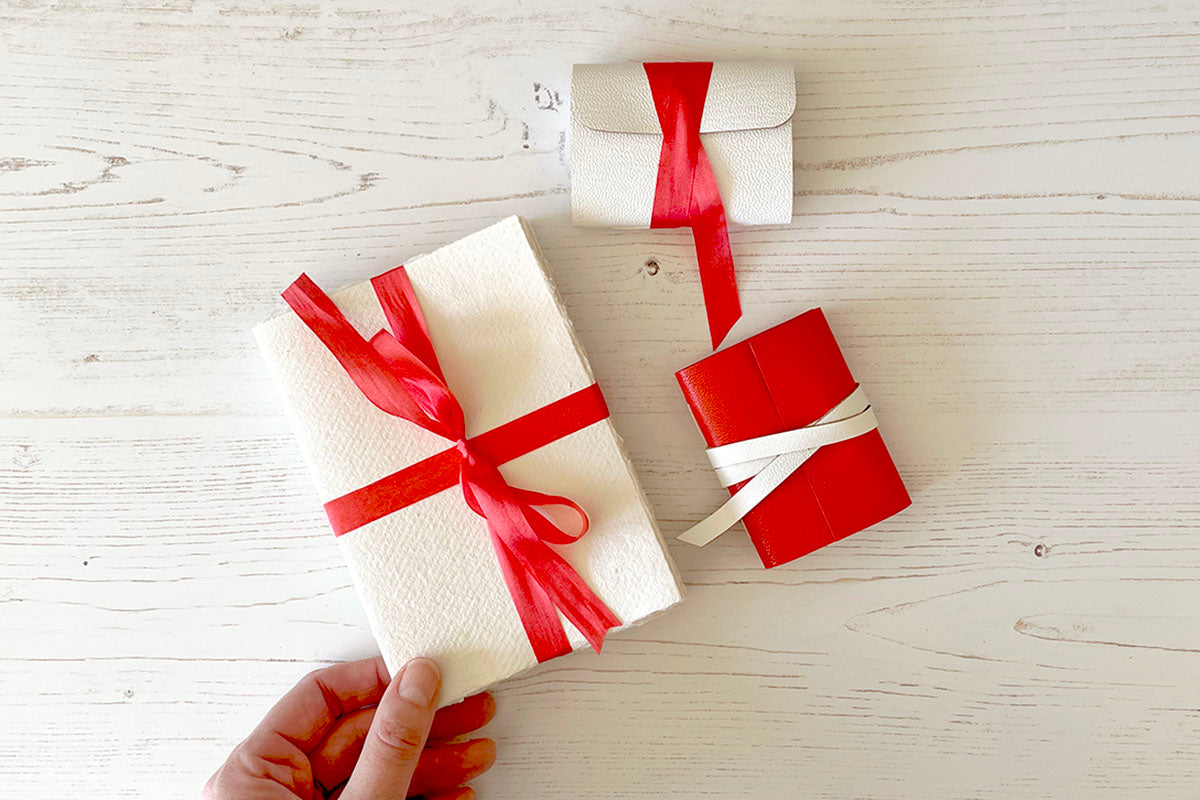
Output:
[
  {"xmin": 644, "ymin": 61, "xmax": 741, "ymax": 349},
  {"xmin": 281, "ymin": 268, "xmax": 620, "ymax": 662}
]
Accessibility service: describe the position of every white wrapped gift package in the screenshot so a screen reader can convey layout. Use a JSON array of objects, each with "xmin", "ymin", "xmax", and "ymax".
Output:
[
  {"xmin": 570, "ymin": 61, "xmax": 796, "ymax": 229},
  {"xmin": 255, "ymin": 216, "xmax": 684, "ymax": 704}
]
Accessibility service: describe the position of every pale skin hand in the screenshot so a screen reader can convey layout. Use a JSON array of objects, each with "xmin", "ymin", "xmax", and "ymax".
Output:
[{"xmin": 203, "ymin": 657, "xmax": 496, "ymax": 800}]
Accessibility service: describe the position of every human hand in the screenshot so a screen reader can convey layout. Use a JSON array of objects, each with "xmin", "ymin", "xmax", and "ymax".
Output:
[{"xmin": 203, "ymin": 657, "xmax": 495, "ymax": 800}]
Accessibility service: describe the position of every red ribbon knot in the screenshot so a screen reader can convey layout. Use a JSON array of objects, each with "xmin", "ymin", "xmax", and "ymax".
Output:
[
  {"xmin": 644, "ymin": 61, "xmax": 741, "ymax": 349},
  {"xmin": 282, "ymin": 268, "xmax": 620, "ymax": 663}
]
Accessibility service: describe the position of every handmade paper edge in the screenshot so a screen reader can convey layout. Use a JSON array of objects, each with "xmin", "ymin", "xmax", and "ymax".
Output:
[{"xmin": 515, "ymin": 216, "xmax": 687, "ymax": 603}]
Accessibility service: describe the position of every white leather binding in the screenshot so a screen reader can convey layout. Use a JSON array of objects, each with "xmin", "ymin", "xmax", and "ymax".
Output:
[
  {"xmin": 570, "ymin": 61, "xmax": 796, "ymax": 229},
  {"xmin": 678, "ymin": 387, "xmax": 877, "ymax": 548}
]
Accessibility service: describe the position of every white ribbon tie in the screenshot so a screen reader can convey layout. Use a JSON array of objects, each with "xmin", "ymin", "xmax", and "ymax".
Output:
[{"xmin": 678, "ymin": 386, "xmax": 878, "ymax": 547}]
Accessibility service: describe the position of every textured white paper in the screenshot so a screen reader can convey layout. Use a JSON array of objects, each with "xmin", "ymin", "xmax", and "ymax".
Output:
[
  {"xmin": 255, "ymin": 217, "xmax": 684, "ymax": 704},
  {"xmin": 570, "ymin": 61, "xmax": 796, "ymax": 228}
]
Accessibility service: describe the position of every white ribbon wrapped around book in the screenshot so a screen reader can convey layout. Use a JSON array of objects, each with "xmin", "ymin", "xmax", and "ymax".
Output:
[{"xmin": 678, "ymin": 386, "xmax": 879, "ymax": 547}]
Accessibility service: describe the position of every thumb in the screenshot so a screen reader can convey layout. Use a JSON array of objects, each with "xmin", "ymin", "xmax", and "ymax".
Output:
[{"xmin": 341, "ymin": 657, "xmax": 441, "ymax": 800}]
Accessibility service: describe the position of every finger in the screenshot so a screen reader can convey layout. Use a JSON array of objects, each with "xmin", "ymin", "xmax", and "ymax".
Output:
[
  {"xmin": 408, "ymin": 738, "xmax": 496, "ymax": 797},
  {"xmin": 205, "ymin": 728, "xmax": 313, "ymax": 799},
  {"xmin": 310, "ymin": 691, "xmax": 495, "ymax": 790},
  {"xmin": 312, "ymin": 704, "xmax": 499, "ymax": 795},
  {"xmin": 309, "ymin": 707, "xmax": 374, "ymax": 792},
  {"xmin": 425, "ymin": 788, "xmax": 476, "ymax": 800},
  {"xmin": 257, "ymin": 657, "xmax": 390, "ymax": 751},
  {"xmin": 429, "ymin": 692, "xmax": 496, "ymax": 741},
  {"xmin": 339, "ymin": 657, "xmax": 440, "ymax": 800}
]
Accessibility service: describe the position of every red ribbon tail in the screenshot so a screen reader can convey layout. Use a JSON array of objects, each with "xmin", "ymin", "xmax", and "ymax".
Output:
[
  {"xmin": 521, "ymin": 543, "xmax": 621, "ymax": 654},
  {"xmin": 496, "ymin": 518, "xmax": 620, "ymax": 657},
  {"xmin": 690, "ymin": 149, "xmax": 740, "ymax": 349},
  {"xmin": 488, "ymin": 532, "xmax": 572, "ymax": 663},
  {"xmin": 498, "ymin": 513, "xmax": 621, "ymax": 655},
  {"xmin": 461, "ymin": 455, "xmax": 619, "ymax": 659},
  {"xmin": 691, "ymin": 216, "xmax": 739, "ymax": 349}
]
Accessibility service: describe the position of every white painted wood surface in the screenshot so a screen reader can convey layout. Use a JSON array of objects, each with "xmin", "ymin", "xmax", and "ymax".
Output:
[{"xmin": 3, "ymin": 1, "xmax": 1199, "ymax": 797}]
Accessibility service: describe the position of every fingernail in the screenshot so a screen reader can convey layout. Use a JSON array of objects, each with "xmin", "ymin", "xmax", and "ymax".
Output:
[{"xmin": 398, "ymin": 657, "xmax": 440, "ymax": 706}]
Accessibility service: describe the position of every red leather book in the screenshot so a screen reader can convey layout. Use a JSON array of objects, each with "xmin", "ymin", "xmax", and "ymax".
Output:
[{"xmin": 675, "ymin": 308, "xmax": 910, "ymax": 568}]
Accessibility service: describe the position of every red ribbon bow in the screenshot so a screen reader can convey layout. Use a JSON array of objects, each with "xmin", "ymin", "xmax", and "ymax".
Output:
[
  {"xmin": 644, "ymin": 61, "xmax": 741, "ymax": 349},
  {"xmin": 282, "ymin": 268, "xmax": 620, "ymax": 662}
]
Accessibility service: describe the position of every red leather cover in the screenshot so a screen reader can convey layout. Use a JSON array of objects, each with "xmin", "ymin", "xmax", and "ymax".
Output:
[{"xmin": 675, "ymin": 308, "xmax": 910, "ymax": 568}]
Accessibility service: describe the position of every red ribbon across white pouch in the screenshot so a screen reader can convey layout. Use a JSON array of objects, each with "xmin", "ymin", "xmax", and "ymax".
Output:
[{"xmin": 644, "ymin": 61, "xmax": 741, "ymax": 349}]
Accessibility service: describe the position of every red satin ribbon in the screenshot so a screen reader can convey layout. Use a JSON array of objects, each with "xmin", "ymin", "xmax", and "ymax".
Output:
[
  {"xmin": 644, "ymin": 61, "xmax": 741, "ymax": 349},
  {"xmin": 281, "ymin": 268, "xmax": 621, "ymax": 662}
]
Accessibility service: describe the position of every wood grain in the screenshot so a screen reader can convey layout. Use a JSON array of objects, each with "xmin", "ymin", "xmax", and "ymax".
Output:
[{"xmin": 3, "ymin": 0, "xmax": 1199, "ymax": 797}]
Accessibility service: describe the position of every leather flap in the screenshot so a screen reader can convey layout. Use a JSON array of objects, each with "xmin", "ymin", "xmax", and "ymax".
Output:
[{"xmin": 572, "ymin": 61, "xmax": 796, "ymax": 134}]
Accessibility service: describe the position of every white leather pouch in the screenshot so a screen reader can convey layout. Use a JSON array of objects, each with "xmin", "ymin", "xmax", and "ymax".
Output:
[{"xmin": 570, "ymin": 61, "xmax": 796, "ymax": 229}]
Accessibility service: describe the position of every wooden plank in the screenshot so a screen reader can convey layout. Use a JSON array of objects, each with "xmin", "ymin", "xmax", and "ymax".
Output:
[
  {"xmin": 3, "ymin": 409, "xmax": 1199, "ymax": 794},
  {"xmin": 3, "ymin": 0, "xmax": 1200, "ymax": 796}
]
